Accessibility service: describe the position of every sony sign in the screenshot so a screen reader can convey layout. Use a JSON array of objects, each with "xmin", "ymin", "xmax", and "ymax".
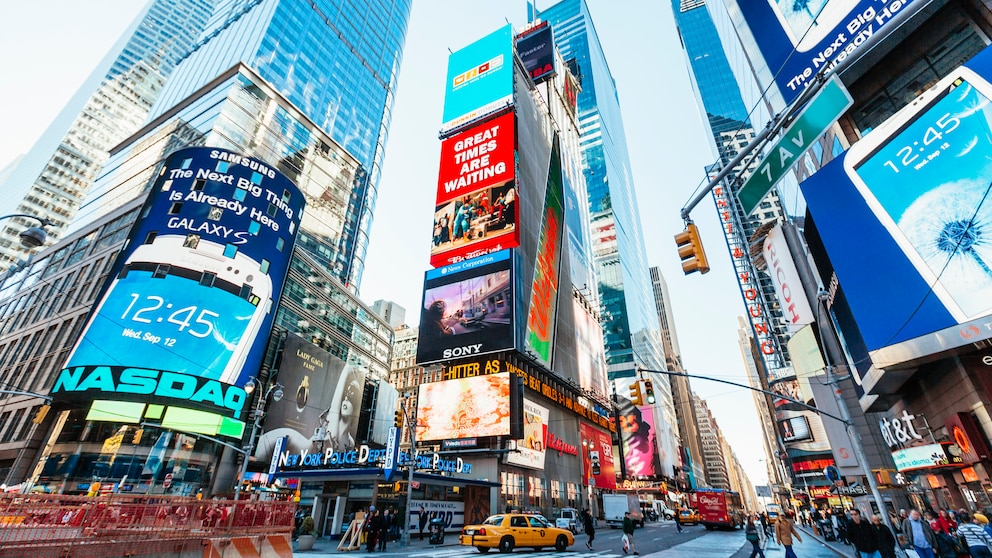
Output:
[{"xmin": 762, "ymin": 225, "xmax": 814, "ymax": 332}]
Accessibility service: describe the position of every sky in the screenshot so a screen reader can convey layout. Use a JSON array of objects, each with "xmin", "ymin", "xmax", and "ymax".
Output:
[{"xmin": 0, "ymin": 0, "xmax": 771, "ymax": 488}]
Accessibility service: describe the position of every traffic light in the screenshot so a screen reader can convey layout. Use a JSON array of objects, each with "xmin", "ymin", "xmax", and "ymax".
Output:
[
  {"xmin": 394, "ymin": 410, "xmax": 404, "ymax": 429},
  {"xmin": 132, "ymin": 428, "xmax": 143, "ymax": 445},
  {"xmin": 629, "ymin": 381, "xmax": 643, "ymax": 406},
  {"xmin": 674, "ymin": 223, "xmax": 710, "ymax": 275},
  {"xmin": 32, "ymin": 404, "xmax": 50, "ymax": 424},
  {"xmin": 644, "ymin": 380, "xmax": 656, "ymax": 405}
]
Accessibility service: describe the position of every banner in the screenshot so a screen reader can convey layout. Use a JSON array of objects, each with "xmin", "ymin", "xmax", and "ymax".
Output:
[
  {"xmin": 506, "ymin": 399, "xmax": 549, "ymax": 469},
  {"xmin": 442, "ymin": 24, "xmax": 514, "ymax": 133},
  {"xmin": 526, "ymin": 135, "xmax": 565, "ymax": 367}
]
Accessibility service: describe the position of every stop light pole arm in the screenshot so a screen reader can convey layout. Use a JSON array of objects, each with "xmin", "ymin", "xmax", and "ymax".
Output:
[{"xmin": 637, "ymin": 368, "xmax": 848, "ymax": 425}]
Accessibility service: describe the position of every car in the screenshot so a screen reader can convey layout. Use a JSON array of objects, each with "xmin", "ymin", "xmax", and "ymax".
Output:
[
  {"xmin": 460, "ymin": 513, "xmax": 575, "ymax": 553},
  {"xmin": 555, "ymin": 508, "xmax": 579, "ymax": 533},
  {"xmin": 679, "ymin": 509, "xmax": 701, "ymax": 525}
]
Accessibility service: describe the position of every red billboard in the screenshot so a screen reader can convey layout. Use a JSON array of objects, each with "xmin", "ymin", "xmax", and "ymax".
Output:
[
  {"xmin": 579, "ymin": 422, "xmax": 616, "ymax": 490},
  {"xmin": 431, "ymin": 111, "xmax": 517, "ymax": 267}
]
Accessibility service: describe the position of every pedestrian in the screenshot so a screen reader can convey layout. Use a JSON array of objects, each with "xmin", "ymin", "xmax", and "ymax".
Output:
[
  {"xmin": 746, "ymin": 515, "xmax": 766, "ymax": 558},
  {"xmin": 871, "ymin": 515, "xmax": 897, "ymax": 558},
  {"xmin": 903, "ymin": 509, "xmax": 939, "ymax": 558},
  {"xmin": 956, "ymin": 512, "xmax": 992, "ymax": 558},
  {"xmin": 622, "ymin": 511, "xmax": 639, "ymax": 555},
  {"xmin": 847, "ymin": 508, "xmax": 882, "ymax": 558},
  {"xmin": 775, "ymin": 511, "xmax": 803, "ymax": 558},
  {"xmin": 759, "ymin": 512, "xmax": 768, "ymax": 536},
  {"xmin": 674, "ymin": 506, "xmax": 684, "ymax": 533},
  {"xmin": 582, "ymin": 508, "xmax": 596, "ymax": 550},
  {"xmin": 418, "ymin": 505, "xmax": 428, "ymax": 541},
  {"xmin": 377, "ymin": 508, "xmax": 391, "ymax": 551},
  {"xmin": 366, "ymin": 509, "xmax": 380, "ymax": 552}
]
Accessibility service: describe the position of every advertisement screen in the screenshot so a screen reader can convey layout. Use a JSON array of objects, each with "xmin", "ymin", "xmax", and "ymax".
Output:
[
  {"xmin": 802, "ymin": 49, "xmax": 992, "ymax": 366},
  {"xmin": 442, "ymin": 24, "xmax": 514, "ymax": 133},
  {"xmin": 254, "ymin": 334, "xmax": 367, "ymax": 462},
  {"xmin": 506, "ymin": 398, "xmax": 549, "ymax": 469},
  {"xmin": 779, "ymin": 416, "xmax": 812, "ymax": 442},
  {"xmin": 574, "ymin": 298, "xmax": 608, "ymax": 395},
  {"xmin": 53, "ymin": 147, "xmax": 304, "ymax": 425},
  {"xmin": 579, "ymin": 422, "xmax": 616, "ymax": 489},
  {"xmin": 432, "ymin": 112, "xmax": 518, "ymax": 267},
  {"xmin": 526, "ymin": 136, "xmax": 564, "ymax": 367},
  {"xmin": 618, "ymin": 377, "xmax": 663, "ymax": 478},
  {"xmin": 732, "ymin": 0, "xmax": 913, "ymax": 103},
  {"xmin": 415, "ymin": 373, "xmax": 511, "ymax": 441},
  {"xmin": 416, "ymin": 249, "xmax": 514, "ymax": 365},
  {"xmin": 516, "ymin": 24, "xmax": 555, "ymax": 83}
]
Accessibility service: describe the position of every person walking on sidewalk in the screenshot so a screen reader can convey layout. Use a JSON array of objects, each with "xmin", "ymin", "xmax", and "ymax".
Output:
[
  {"xmin": 847, "ymin": 508, "xmax": 882, "ymax": 558},
  {"xmin": 775, "ymin": 511, "xmax": 803, "ymax": 558},
  {"xmin": 622, "ymin": 512, "xmax": 639, "ymax": 555},
  {"xmin": 745, "ymin": 515, "xmax": 766, "ymax": 558},
  {"xmin": 418, "ymin": 505, "xmax": 428, "ymax": 541},
  {"xmin": 956, "ymin": 512, "xmax": 992, "ymax": 558},
  {"xmin": 902, "ymin": 509, "xmax": 939, "ymax": 558},
  {"xmin": 674, "ymin": 507, "xmax": 683, "ymax": 533},
  {"xmin": 581, "ymin": 508, "xmax": 596, "ymax": 550},
  {"xmin": 871, "ymin": 514, "xmax": 897, "ymax": 558}
]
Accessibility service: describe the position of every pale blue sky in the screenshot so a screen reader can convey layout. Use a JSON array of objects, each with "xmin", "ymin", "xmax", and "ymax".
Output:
[{"xmin": 0, "ymin": 0, "xmax": 770, "ymax": 487}]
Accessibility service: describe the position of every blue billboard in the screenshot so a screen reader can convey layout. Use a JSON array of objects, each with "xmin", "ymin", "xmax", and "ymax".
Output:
[
  {"xmin": 441, "ymin": 24, "xmax": 514, "ymax": 133},
  {"xmin": 733, "ymin": 0, "xmax": 918, "ymax": 103},
  {"xmin": 53, "ymin": 147, "xmax": 305, "ymax": 427},
  {"xmin": 801, "ymin": 45, "xmax": 992, "ymax": 367}
]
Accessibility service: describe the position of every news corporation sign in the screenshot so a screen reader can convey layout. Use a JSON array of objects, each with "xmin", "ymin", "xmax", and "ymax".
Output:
[{"xmin": 277, "ymin": 445, "xmax": 473, "ymax": 475}]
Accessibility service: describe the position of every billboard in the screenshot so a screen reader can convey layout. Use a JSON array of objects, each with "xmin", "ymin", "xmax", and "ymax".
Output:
[
  {"xmin": 254, "ymin": 334, "xmax": 367, "ymax": 462},
  {"xmin": 506, "ymin": 398, "xmax": 549, "ymax": 469},
  {"xmin": 442, "ymin": 24, "xmax": 514, "ymax": 133},
  {"xmin": 579, "ymin": 422, "xmax": 616, "ymax": 489},
  {"xmin": 892, "ymin": 443, "xmax": 965, "ymax": 472},
  {"xmin": 432, "ymin": 112, "xmax": 517, "ymax": 267},
  {"xmin": 526, "ymin": 136, "xmax": 565, "ymax": 367},
  {"xmin": 801, "ymin": 49, "xmax": 992, "ymax": 367},
  {"xmin": 762, "ymin": 225, "xmax": 814, "ymax": 332},
  {"xmin": 371, "ymin": 381, "xmax": 400, "ymax": 446},
  {"xmin": 52, "ymin": 147, "xmax": 304, "ymax": 428},
  {"xmin": 416, "ymin": 249, "xmax": 514, "ymax": 365},
  {"xmin": 415, "ymin": 373, "xmax": 511, "ymax": 442},
  {"xmin": 731, "ymin": 0, "xmax": 917, "ymax": 103},
  {"xmin": 779, "ymin": 416, "xmax": 812, "ymax": 442},
  {"xmin": 573, "ymin": 298, "xmax": 608, "ymax": 395},
  {"xmin": 516, "ymin": 23, "xmax": 555, "ymax": 83}
]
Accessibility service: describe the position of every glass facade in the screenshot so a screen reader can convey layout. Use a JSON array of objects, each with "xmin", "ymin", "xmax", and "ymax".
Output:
[{"xmin": 0, "ymin": 0, "xmax": 215, "ymax": 270}]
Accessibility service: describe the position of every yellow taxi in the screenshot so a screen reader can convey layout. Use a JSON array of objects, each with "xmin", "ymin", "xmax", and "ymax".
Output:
[
  {"xmin": 678, "ymin": 508, "xmax": 701, "ymax": 525},
  {"xmin": 460, "ymin": 513, "xmax": 575, "ymax": 553}
]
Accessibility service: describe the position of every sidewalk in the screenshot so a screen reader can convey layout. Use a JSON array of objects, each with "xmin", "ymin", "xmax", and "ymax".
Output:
[
  {"xmin": 796, "ymin": 524, "xmax": 854, "ymax": 558},
  {"xmin": 293, "ymin": 534, "xmax": 461, "ymax": 556}
]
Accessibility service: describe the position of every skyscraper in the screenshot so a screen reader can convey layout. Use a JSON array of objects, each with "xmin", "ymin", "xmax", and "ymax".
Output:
[
  {"xmin": 0, "ymin": 0, "xmax": 216, "ymax": 268},
  {"xmin": 72, "ymin": 0, "xmax": 412, "ymax": 288}
]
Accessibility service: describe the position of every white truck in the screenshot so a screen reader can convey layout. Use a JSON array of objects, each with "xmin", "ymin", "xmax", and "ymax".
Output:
[
  {"xmin": 555, "ymin": 508, "xmax": 580, "ymax": 533},
  {"xmin": 603, "ymin": 494, "xmax": 643, "ymax": 528}
]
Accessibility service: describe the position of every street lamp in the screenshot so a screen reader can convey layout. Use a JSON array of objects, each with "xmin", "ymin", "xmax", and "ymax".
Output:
[
  {"xmin": 235, "ymin": 375, "xmax": 283, "ymax": 500},
  {"xmin": 0, "ymin": 214, "xmax": 54, "ymax": 249}
]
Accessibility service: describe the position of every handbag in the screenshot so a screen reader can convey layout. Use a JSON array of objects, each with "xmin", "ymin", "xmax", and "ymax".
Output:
[
  {"xmin": 622, "ymin": 534, "xmax": 630, "ymax": 552},
  {"xmin": 747, "ymin": 531, "xmax": 760, "ymax": 542}
]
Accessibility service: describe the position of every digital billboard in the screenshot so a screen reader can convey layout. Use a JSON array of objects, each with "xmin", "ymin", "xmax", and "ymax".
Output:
[
  {"xmin": 254, "ymin": 334, "xmax": 367, "ymax": 462},
  {"xmin": 801, "ymin": 48, "xmax": 992, "ymax": 367},
  {"xmin": 416, "ymin": 249, "xmax": 514, "ymax": 365},
  {"xmin": 506, "ymin": 398, "xmax": 549, "ymax": 470},
  {"xmin": 442, "ymin": 24, "xmax": 514, "ymax": 133},
  {"xmin": 731, "ymin": 0, "xmax": 916, "ymax": 103},
  {"xmin": 617, "ymin": 377, "xmax": 663, "ymax": 478},
  {"xmin": 579, "ymin": 422, "xmax": 616, "ymax": 489},
  {"xmin": 432, "ymin": 111, "xmax": 517, "ymax": 268},
  {"xmin": 53, "ymin": 147, "xmax": 304, "ymax": 428},
  {"xmin": 526, "ymin": 136, "xmax": 564, "ymax": 367},
  {"xmin": 779, "ymin": 416, "xmax": 812, "ymax": 442},
  {"xmin": 516, "ymin": 23, "xmax": 555, "ymax": 83},
  {"xmin": 415, "ymin": 373, "xmax": 511, "ymax": 442},
  {"xmin": 573, "ymin": 298, "xmax": 608, "ymax": 395}
]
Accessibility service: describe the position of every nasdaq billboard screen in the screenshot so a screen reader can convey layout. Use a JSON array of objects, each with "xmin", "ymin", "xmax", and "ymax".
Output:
[{"xmin": 53, "ymin": 147, "xmax": 304, "ymax": 427}]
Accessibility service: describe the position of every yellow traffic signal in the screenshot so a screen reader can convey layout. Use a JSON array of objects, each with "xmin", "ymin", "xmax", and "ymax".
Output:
[
  {"xmin": 674, "ymin": 223, "xmax": 710, "ymax": 275},
  {"xmin": 132, "ymin": 428, "xmax": 143, "ymax": 445},
  {"xmin": 394, "ymin": 410, "xmax": 404, "ymax": 429},
  {"xmin": 32, "ymin": 404, "xmax": 50, "ymax": 424},
  {"xmin": 629, "ymin": 381, "xmax": 643, "ymax": 406},
  {"xmin": 644, "ymin": 380, "xmax": 656, "ymax": 405}
]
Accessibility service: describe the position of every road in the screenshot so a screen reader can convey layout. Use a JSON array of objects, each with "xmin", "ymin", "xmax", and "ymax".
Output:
[{"xmin": 298, "ymin": 519, "xmax": 846, "ymax": 557}]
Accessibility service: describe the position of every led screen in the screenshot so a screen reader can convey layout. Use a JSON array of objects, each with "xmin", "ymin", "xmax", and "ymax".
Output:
[
  {"xmin": 255, "ymin": 334, "xmax": 366, "ymax": 461},
  {"xmin": 441, "ymin": 24, "xmax": 514, "ymax": 133},
  {"xmin": 516, "ymin": 24, "xmax": 555, "ymax": 83},
  {"xmin": 579, "ymin": 422, "xmax": 616, "ymax": 490},
  {"xmin": 525, "ymin": 136, "xmax": 564, "ymax": 367},
  {"xmin": 779, "ymin": 416, "xmax": 812, "ymax": 442},
  {"xmin": 506, "ymin": 398, "xmax": 549, "ymax": 470},
  {"xmin": 52, "ymin": 147, "xmax": 304, "ymax": 426},
  {"xmin": 415, "ymin": 373, "xmax": 510, "ymax": 441},
  {"xmin": 416, "ymin": 250, "xmax": 514, "ymax": 365}
]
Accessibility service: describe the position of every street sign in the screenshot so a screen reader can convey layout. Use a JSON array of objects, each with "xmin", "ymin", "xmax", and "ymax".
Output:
[
  {"xmin": 383, "ymin": 426, "xmax": 399, "ymax": 481},
  {"xmin": 163, "ymin": 473, "xmax": 173, "ymax": 488},
  {"xmin": 738, "ymin": 75, "xmax": 853, "ymax": 215}
]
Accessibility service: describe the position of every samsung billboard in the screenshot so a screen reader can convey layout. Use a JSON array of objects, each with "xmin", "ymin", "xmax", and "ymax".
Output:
[
  {"xmin": 801, "ymin": 45, "xmax": 992, "ymax": 368},
  {"xmin": 52, "ymin": 147, "xmax": 304, "ymax": 431},
  {"xmin": 441, "ymin": 24, "xmax": 514, "ymax": 133},
  {"xmin": 416, "ymin": 249, "xmax": 514, "ymax": 365}
]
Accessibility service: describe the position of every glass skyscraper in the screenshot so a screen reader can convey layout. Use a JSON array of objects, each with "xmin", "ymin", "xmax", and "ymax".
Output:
[
  {"xmin": 0, "ymin": 0, "xmax": 216, "ymax": 269},
  {"xmin": 73, "ymin": 0, "xmax": 412, "ymax": 288}
]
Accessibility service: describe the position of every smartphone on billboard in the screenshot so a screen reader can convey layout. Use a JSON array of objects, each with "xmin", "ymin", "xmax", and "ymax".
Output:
[
  {"xmin": 766, "ymin": 0, "xmax": 860, "ymax": 51},
  {"xmin": 66, "ymin": 233, "xmax": 273, "ymax": 386},
  {"xmin": 844, "ymin": 67, "xmax": 992, "ymax": 322}
]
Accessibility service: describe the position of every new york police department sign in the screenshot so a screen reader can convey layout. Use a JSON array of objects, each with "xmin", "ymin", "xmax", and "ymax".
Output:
[{"xmin": 277, "ymin": 445, "xmax": 473, "ymax": 475}]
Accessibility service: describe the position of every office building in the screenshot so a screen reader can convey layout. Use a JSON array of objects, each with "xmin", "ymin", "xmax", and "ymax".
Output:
[
  {"xmin": 693, "ymin": 394, "xmax": 728, "ymax": 489},
  {"xmin": 372, "ymin": 300, "xmax": 406, "ymax": 330},
  {"xmin": 0, "ymin": 0, "xmax": 216, "ymax": 269}
]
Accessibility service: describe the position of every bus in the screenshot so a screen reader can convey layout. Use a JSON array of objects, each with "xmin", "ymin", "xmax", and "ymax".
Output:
[{"xmin": 690, "ymin": 488, "xmax": 744, "ymax": 530}]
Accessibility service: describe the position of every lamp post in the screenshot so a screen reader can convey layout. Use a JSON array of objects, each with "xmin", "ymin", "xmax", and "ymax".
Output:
[{"xmin": 235, "ymin": 376, "xmax": 283, "ymax": 500}]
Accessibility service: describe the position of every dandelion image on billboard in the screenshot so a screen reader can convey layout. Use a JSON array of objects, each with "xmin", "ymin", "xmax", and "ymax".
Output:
[{"xmin": 853, "ymin": 80, "xmax": 992, "ymax": 321}]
